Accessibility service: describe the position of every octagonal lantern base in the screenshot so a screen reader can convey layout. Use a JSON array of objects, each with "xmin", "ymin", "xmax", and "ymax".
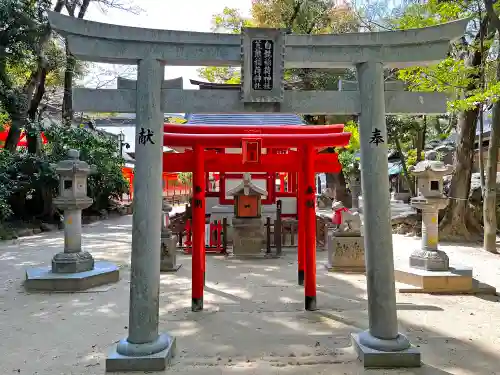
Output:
[
  {"xmin": 25, "ymin": 261, "xmax": 119, "ymax": 292},
  {"xmin": 409, "ymin": 249, "xmax": 449, "ymax": 271},
  {"xmin": 52, "ymin": 250, "xmax": 95, "ymax": 273}
]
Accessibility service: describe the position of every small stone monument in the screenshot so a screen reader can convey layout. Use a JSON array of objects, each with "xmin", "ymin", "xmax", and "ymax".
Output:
[
  {"xmin": 25, "ymin": 149, "xmax": 119, "ymax": 291},
  {"xmin": 160, "ymin": 201, "xmax": 181, "ymax": 272},
  {"xmin": 227, "ymin": 173, "xmax": 267, "ymax": 256},
  {"xmin": 395, "ymin": 158, "xmax": 474, "ymax": 293},
  {"xmin": 325, "ymin": 201, "xmax": 365, "ymax": 273}
]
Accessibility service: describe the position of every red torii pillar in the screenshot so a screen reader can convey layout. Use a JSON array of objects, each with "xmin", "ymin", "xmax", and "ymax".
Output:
[
  {"xmin": 191, "ymin": 145, "xmax": 206, "ymax": 311},
  {"xmin": 297, "ymin": 170, "xmax": 305, "ymax": 286},
  {"xmin": 302, "ymin": 145, "xmax": 317, "ymax": 310}
]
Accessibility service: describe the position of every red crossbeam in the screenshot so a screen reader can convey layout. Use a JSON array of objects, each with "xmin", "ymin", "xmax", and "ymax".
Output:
[
  {"xmin": 163, "ymin": 151, "xmax": 342, "ymax": 173},
  {"xmin": 163, "ymin": 123, "xmax": 345, "ymax": 134},
  {"xmin": 163, "ymin": 132, "xmax": 351, "ymax": 149}
]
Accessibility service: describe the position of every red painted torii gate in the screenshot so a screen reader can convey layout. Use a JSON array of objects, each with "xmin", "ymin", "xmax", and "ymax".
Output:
[{"xmin": 162, "ymin": 123, "xmax": 351, "ymax": 312}]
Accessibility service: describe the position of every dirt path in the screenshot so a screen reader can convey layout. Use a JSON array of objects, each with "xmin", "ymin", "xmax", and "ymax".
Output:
[{"xmin": 0, "ymin": 215, "xmax": 499, "ymax": 375}]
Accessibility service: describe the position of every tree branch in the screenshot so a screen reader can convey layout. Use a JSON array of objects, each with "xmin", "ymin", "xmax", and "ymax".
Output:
[
  {"xmin": 484, "ymin": 0, "xmax": 500, "ymax": 32},
  {"xmin": 285, "ymin": 0, "xmax": 303, "ymax": 30}
]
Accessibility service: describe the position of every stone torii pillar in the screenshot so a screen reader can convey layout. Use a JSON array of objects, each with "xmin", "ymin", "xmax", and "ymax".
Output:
[
  {"xmin": 106, "ymin": 59, "xmax": 176, "ymax": 372},
  {"xmin": 350, "ymin": 62, "xmax": 420, "ymax": 367}
]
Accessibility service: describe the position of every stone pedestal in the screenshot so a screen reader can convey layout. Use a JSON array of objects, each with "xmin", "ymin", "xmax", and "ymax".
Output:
[
  {"xmin": 325, "ymin": 230, "xmax": 365, "ymax": 273},
  {"xmin": 25, "ymin": 149, "xmax": 119, "ymax": 292},
  {"xmin": 351, "ymin": 333, "xmax": 421, "ymax": 368},
  {"xmin": 160, "ymin": 205, "xmax": 181, "ymax": 272},
  {"xmin": 161, "ymin": 231, "xmax": 181, "ymax": 272},
  {"xmin": 231, "ymin": 217, "xmax": 265, "ymax": 256}
]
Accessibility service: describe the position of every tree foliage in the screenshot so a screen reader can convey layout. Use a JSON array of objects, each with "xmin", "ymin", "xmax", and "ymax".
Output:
[
  {"xmin": 0, "ymin": 126, "xmax": 128, "ymax": 221},
  {"xmin": 0, "ymin": 0, "xmax": 134, "ymax": 227}
]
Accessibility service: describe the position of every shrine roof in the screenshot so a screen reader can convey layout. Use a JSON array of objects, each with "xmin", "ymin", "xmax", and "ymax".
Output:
[{"xmin": 185, "ymin": 113, "xmax": 305, "ymax": 126}]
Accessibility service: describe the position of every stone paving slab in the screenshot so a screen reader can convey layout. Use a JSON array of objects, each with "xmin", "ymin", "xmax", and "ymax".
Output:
[{"xmin": 0, "ymin": 215, "xmax": 499, "ymax": 375}]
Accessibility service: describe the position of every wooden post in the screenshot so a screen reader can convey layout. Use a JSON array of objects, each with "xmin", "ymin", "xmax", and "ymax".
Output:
[
  {"xmin": 266, "ymin": 217, "xmax": 271, "ymax": 254},
  {"xmin": 275, "ymin": 200, "xmax": 282, "ymax": 256},
  {"xmin": 222, "ymin": 217, "xmax": 228, "ymax": 255},
  {"xmin": 298, "ymin": 171, "xmax": 305, "ymax": 286}
]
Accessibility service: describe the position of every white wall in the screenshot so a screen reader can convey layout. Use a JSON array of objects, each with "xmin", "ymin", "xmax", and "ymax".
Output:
[{"xmin": 278, "ymin": 197, "xmax": 297, "ymax": 215}]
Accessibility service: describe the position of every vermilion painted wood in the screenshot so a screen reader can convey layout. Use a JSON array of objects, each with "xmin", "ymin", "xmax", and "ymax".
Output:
[
  {"xmin": 163, "ymin": 132, "xmax": 351, "ymax": 149},
  {"xmin": 191, "ymin": 145, "xmax": 205, "ymax": 309},
  {"xmin": 162, "ymin": 152, "xmax": 343, "ymax": 173},
  {"xmin": 163, "ymin": 123, "xmax": 344, "ymax": 134},
  {"xmin": 303, "ymin": 145, "xmax": 317, "ymax": 310}
]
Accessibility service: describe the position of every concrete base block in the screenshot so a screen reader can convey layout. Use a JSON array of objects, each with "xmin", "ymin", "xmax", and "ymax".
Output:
[
  {"xmin": 106, "ymin": 336, "xmax": 176, "ymax": 372},
  {"xmin": 326, "ymin": 234, "xmax": 365, "ymax": 273},
  {"xmin": 25, "ymin": 261, "xmax": 119, "ymax": 292},
  {"xmin": 397, "ymin": 278, "xmax": 497, "ymax": 295},
  {"xmin": 160, "ymin": 264, "xmax": 182, "ymax": 273},
  {"xmin": 351, "ymin": 333, "xmax": 421, "ymax": 368},
  {"xmin": 394, "ymin": 266, "xmax": 474, "ymax": 294},
  {"xmin": 325, "ymin": 264, "xmax": 366, "ymax": 273},
  {"xmin": 232, "ymin": 217, "xmax": 265, "ymax": 256},
  {"xmin": 225, "ymin": 250, "xmax": 280, "ymax": 259}
]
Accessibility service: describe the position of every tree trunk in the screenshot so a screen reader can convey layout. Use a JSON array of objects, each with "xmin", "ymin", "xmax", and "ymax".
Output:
[
  {"xmin": 483, "ymin": 37, "xmax": 500, "ymax": 253},
  {"xmin": 329, "ymin": 172, "xmax": 350, "ymax": 207},
  {"xmin": 62, "ymin": 0, "xmax": 91, "ymax": 126},
  {"xmin": 483, "ymin": 101, "xmax": 499, "ymax": 252},
  {"xmin": 26, "ymin": 65, "xmax": 48, "ymax": 155},
  {"xmin": 415, "ymin": 116, "xmax": 426, "ymax": 163},
  {"xmin": 62, "ymin": 45, "xmax": 75, "ymax": 127},
  {"xmin": 4, "ymin": 114, "xmax": 25, "ymax": 152},
  {"xmin": 393, "ymin": 135, "xmax": 416, "ymax": 197},
  {"xmin": 478, "ymin": 108, "xmax": 486, "ymax": 193},
  {"xmin": 439, "ymin": 16, "xmax": 488, "ymax": 241},
  {"xmin": 440, "ymin": 109, "xmax": 482, "ymax": 240},
  {"xmin": 478, "ymin": 16, "xmax": 486, "ymax": 195}
]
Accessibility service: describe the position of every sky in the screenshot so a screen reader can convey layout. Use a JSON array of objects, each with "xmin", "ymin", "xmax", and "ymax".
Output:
[{"xmin": 82, "ymin": 0, "xmax": 252, "ymax": 150}]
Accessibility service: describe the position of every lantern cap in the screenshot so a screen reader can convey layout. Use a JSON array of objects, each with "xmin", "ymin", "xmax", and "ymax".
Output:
[{"xmin": 53, "ymin": 149, "xmax": 95, "ymax": 176}]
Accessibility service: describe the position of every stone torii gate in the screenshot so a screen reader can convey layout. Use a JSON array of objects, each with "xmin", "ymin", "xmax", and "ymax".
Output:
[{"xmin": 47, "ymin": 12, "xmax": 468, "ymax": 372}]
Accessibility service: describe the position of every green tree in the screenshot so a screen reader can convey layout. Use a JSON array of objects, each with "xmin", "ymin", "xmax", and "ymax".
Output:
[
  {"xmin": 0, "ymin": 0, "xmax": 66, "ymax": 153},
  {"xmin": 395, "ymin": 0, "xmax": 489, "ymax": 241},
  {"xmin": 0, "ymin": 126, "xmax": 128, "ymax": 222}
]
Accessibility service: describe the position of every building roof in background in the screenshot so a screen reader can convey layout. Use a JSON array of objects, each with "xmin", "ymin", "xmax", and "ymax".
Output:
[{"xmin": 185, "ymin": 113, "xmax": 305, "ymax": 126}]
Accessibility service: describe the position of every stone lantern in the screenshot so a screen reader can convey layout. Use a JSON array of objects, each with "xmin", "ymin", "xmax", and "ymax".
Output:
[
  {"xmin": 25, "ymin": 149, "xmax": 119, "ymax": 291},
  {"xmin": 394, "ymin": 156, "xmax": 476, "ymax": 293},
  {"xmin": 52, "ymin": 149, "xmax": 95, "ymax": 273},
  {"xmin": 408, "ymin": 159, "xmax": 453, "ymax": 271}
]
